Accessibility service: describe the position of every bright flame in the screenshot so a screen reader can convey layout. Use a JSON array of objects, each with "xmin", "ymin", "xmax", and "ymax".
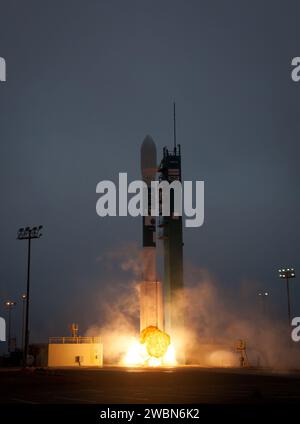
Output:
[
  {"xmin": 163, "ymin": 344, "xmax": 177, "ymax": 365},
  {"xmin": 140, "ymin": 326, "xmax": 170, "ymax": 358},
  {"xmin": 122, "ymin": 326, "xmax": 177, "ymax": 367},
  {"xmin": 148, "ymin": 356, "xmax": 162, "ymax": 367},
  {"xmin": 123, "ymin": 340, "xmax": 148, "ymax": 365}
]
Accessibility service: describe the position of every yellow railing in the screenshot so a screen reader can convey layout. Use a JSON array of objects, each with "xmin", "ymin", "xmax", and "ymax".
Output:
[{"xmin": 49, "ymin": 336, "xmax": 101, "ymax": 344}]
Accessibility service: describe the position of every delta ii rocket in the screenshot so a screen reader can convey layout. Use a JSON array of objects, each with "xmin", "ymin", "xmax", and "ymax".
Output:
[{"xmin": 140, "ymin": 136, "xmax": 164, "ymax": 331}]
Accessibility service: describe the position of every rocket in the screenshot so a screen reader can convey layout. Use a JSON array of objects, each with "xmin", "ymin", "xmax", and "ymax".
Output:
[{"xmin": 139, "ymin": 136, "xmax": 163, "ymax": 331}]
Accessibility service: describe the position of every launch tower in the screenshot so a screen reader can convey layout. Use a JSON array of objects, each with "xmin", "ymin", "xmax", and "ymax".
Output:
[{"xmin": 159, "ymin": 103, "xmax": 184, "ymax": 336}]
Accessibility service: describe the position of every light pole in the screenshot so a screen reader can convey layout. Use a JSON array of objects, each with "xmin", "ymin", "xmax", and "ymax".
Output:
[
  {"xmin": 4, "ymin": 301, "xmax": 17, "ymax": 353},
  {"xmin": 21, "ymin": 294, "xmax": 26, "ymax": 352},
  {"xmin": 278, "ymin": 267, "xmax": 296, "ymax": 325},
  {"xmin": 258, "ymin": 291, "xmax": 269, "ymax": 317},
  {"xmin": 17, "ymin": 226, "xmax": 43, "ymax": 366}
]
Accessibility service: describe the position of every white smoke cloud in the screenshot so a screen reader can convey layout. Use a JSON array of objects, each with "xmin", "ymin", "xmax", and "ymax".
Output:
[{"xmin": 87, "ymin": 243, "xmax": 300, "ymax": 369}]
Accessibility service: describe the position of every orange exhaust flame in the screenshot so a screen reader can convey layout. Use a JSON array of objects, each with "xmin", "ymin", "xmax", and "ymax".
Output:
[
  {"xmin": 122, "ymin": 326, "xmax": 177, "ymax": 367},
  {"xmin": 140, "ymin": 326, "xmax": 170, "ymax": 358}
]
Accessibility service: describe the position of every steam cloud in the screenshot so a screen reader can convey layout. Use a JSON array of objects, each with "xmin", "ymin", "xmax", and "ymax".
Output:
[{"xmin": 87, "ymin": 243, "xmax": 300, "ymax": 369}]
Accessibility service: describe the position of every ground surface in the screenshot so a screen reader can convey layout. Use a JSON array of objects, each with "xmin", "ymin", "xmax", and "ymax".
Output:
[{"xmin": 0, "ymin": 366, "xmax": 300, "ymax": 404}]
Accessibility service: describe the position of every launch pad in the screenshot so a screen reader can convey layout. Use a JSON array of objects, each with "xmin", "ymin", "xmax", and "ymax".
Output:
[{"xmin": 1, "ymin": 367, "xmax": 300, "ymax": 404}]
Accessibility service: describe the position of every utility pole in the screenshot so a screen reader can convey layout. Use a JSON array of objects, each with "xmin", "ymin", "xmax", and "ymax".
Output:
[
  {"xmin": 4, "ymin": 301, "xmax": 17, "ymax": 353},
  {"xmin": 21, "ymin": 294, "xmax": 27, "ymax": 352}
]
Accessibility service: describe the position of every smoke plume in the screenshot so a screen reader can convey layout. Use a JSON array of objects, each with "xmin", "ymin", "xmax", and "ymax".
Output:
[{"xmin": 87, "ymin": 243, "xmax": 300, "ymax": 369}]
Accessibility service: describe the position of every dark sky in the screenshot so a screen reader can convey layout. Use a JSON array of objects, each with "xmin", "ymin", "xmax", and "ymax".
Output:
[{"xmin": 0, "ymin": 0, "xmax": 299, "ymax": 345}]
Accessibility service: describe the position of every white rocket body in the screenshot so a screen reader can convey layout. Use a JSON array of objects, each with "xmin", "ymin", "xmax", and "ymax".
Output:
[{"xmin": 140, "ymin": 136, "xmax": 163, "ymax": 331}]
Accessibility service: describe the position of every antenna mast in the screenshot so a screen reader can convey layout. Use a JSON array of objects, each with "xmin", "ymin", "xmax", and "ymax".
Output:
[{"xmin": 173, "ymin": 101, "xmax": 177, "ymax": 151}]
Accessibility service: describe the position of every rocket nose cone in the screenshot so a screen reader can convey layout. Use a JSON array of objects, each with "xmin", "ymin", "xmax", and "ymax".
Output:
[{"xmin": 141, "ymin": 135, "xmax": 157, "ymax": 180}]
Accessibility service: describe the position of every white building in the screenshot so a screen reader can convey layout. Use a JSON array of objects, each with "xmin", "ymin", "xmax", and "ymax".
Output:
[{"xmin": 48, "ymin": 336, "xmax": 103, "ymax": 367}]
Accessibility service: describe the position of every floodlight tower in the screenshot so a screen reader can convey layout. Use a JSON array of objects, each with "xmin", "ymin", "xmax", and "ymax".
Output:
[
  {"xmin": 278, "ymin": 267, "xmax": 296, "ymax": 325},
  {"xmin": 258, "ymin": 291, "xmax": 269, "ymax": 317},
  {"xmin": 17, "ymin": 226, "xmax": 43, "ymax": 366}
]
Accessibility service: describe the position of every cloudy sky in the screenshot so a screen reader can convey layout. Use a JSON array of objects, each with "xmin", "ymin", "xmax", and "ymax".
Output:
[{"xmin": 0, "ymin": 0, "xmax": 299, "ymax": 346}]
